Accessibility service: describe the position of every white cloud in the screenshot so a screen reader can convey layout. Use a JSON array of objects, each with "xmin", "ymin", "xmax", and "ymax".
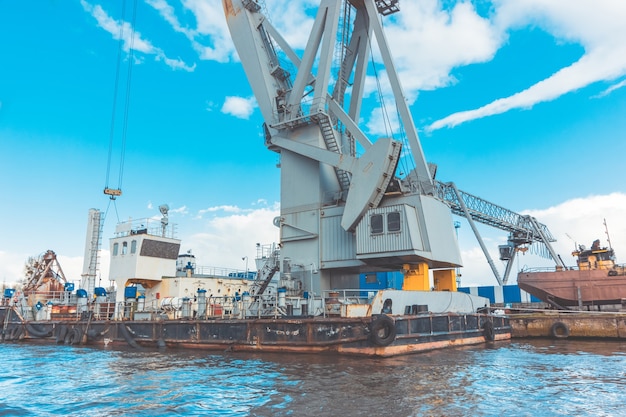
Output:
[
  {"xmin": 81, "ymin": 0, "xmax": 196, "ymax": 71},
  {"xmin": 0, "ymin": 250, "xmax": 28, "ymax": 288},
  {"xmin": 386, "ymin": 1, "xmax": 501, "ymax": 95},
  {"xmin": 155, "ymin": 53, "xmax": 196, "ymax": 72},
  {"xmin": 56, "ymin": 254, "xmax": 87, "ymax": 285},
  {"xmin": 150, "ymin": 0, "xmax": 316, "ymax": 64},
  {"xmin": 221, "ymin": 96, "xmax": 257, "ymax": 119},
  {"xmin": 262, "ymin": 0, "xmax": 318, "ymax": 50},
  {"xmin": 81, "ymin": 1, "xmax": 156, "ymax": 54},
  {"xmin": 169, "ymin": 205, "xmax": 189, "ymax": 215},
  {"xmin": 183, "ymin": 204, "xmax": 280, "ymax": 270},
  {"xmin": 345, "ymin": 0, "xmax": 502, "ymax": 137},
  {"xmin": 365, "ymin": 104, "xmax": 400, "ymax": 138},
  {"xmin": 522, "ymin": 193, "xmax": 626, "ymax": 256},
  {"xmin": 593, "ymin": 78, "xmax": 626, "ymax": 99},
  {"xmin": 197, "ymin": 205, "xmax": 245, "ymax": 217},
  {"xmin": 428, "ymin": 0, "xmax": 626, "ymax": 130},
  {"xmin": 146, "ymin": 0, "xmax": 196, "ymax": 39},
  {"xmin": 180, "ymin": 0, "xmax": 237, "ymax": 63}
]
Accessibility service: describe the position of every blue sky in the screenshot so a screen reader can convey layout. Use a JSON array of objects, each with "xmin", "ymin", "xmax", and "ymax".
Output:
[{"xmin": 1, "ymin": 0, "xmax": 625, "ymax": 288}]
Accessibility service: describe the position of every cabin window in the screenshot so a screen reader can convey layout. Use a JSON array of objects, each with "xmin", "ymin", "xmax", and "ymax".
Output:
[
  {"xmin": 122, "ymin": 241, "xmax": 128, "ymax": 255},
  {"xmin": 130, "ymin": 240, "xmax": 137, "ymax": 254},
  {"xmin": 112, "ymin": 243, "xmax": 119, "ymax": 256},
  {"xmin": 387, "ymin": 212, "xmax": 401, "ymax": 232},
  {"xmin": 370, "ymin": 214, "xmax": 384, "ymax": 234},
  {"xmin": 365, "ymin": 273, "xmax": 378, "ymax": 284}
]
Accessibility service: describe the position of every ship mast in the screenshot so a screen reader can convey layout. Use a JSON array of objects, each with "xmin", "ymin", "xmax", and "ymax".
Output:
[{"xmin": 604, "ymin": 218, "xmax": 613, "ymax": 250}]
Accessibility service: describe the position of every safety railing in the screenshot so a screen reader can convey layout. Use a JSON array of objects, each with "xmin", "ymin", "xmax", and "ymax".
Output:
[
  {"xmin": 321, "ymin": 289, "xmax": 376, "ymax": 317},
  {"xmin": 4, "ymin": 288, "xmax": 382, "ymax": 322},
  {"xmin": 520, "ymin": 264, "xmax": 626, "ymax": 274}
]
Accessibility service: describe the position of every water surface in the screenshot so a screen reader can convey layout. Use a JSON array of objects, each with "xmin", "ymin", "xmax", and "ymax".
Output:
[{"xmin": 1, "ymin": 340, "xmax": 624, "ymax": 416}]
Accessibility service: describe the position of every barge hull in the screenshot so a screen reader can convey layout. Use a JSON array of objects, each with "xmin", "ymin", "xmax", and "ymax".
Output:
[{"xmin": 1, "ymin": 309, "xmax": 509, "ymax": 357}]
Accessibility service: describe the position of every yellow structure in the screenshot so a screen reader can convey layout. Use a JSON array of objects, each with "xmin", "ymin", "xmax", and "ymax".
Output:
[
  {"xmin": 401, "ymin": 263, "xmax": 430, "ymax": 291},
  {"xmin": 433, "ymin": 269, "xmax": 457, "ymax": 292}
]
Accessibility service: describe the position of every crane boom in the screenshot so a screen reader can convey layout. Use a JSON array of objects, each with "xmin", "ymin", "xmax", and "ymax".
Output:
[{"xmin": 435, "ymin": 181, "xmax": 564, "ymax": 283}]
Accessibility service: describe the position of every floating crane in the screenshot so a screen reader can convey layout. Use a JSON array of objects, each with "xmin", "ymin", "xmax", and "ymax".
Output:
[{"xmin": 224, "ymin": 0, "xmax": 562, "ymax": 294}]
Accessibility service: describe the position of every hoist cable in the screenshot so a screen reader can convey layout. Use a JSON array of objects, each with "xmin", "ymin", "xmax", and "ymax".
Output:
[
  {"xmin": 102, "ymin": 195, "xmax": 121, "ymax": 225},
  {"xmin": 368, "ymin": 49, "xmax": 393, "ymax": 139},
  {"xmin": 367, "ymin": 19, "xmax": 413, "ymax": 178},
  {"xmin": 105, "ymin": 0, "xmax": 127, "ymax": 191},
  {"xmin": 118, "ymin": 0, "xmax": 138, "ymax": 191}
]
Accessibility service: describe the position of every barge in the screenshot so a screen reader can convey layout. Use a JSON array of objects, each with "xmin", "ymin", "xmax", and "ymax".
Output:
[
  {"xmin": 2, "ymin": 0, "xmax": 515, "ymax": 356},
  {"xmin": 1, "ymin": 212, "xmax": 509, "ymax": 357}
]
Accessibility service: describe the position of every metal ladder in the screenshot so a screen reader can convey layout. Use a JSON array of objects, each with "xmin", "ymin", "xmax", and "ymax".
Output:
[
  {"xmin": 314, "ymin": 112, "xmax": 351, "ymax": 192},
  {"xmin": 255, "ymin": 249, "xmax": 280, "ymax": 296}
]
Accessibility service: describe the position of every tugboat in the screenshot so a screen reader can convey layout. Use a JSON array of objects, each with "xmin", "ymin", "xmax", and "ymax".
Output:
[{"xmin": 518, "ymin": 238, "xmax": 626, "ymax": 309}]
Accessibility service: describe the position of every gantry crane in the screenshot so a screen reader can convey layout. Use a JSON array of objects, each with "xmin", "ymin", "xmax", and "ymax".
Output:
[{"xmin": 223, "ymin": 0, "xmax": 562, "ymax": 296}]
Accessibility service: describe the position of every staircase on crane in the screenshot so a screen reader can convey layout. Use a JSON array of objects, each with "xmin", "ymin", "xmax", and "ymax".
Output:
[
  {"xmin": 311, "ymin": 112, "xmax": 351, "ymax": 192},
  {"xmin": 254, "ymin": 246, "xmax": 280, "ymax": 296}
]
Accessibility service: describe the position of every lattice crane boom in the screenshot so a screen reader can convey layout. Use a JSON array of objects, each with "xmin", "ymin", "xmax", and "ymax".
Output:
[{"xmin": 435, "ymin": 181, "xmax": 564, "ymax": 284}]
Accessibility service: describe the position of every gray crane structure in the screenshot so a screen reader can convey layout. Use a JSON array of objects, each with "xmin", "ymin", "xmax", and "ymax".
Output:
[{"xmin": 223, "ymin": 0, "xmax": 562, "ymax": 297}]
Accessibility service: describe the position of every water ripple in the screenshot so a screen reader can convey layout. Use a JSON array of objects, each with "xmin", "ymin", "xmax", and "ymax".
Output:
[{"xmin": 1, "ymin": 339, "xmax": 625, "ymax": 416}]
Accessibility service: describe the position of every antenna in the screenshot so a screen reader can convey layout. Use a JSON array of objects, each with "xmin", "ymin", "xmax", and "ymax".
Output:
[
  {"xmin": 565, "ymin": 233, "xmax": 577, "ymax": 251},
  {"xmin": 160, "ymin": 204, "xmax": 169, "ymax": 237},
  {"xmin": 604, "ymin": 218, "xmax": 612, "ymax": 250}
]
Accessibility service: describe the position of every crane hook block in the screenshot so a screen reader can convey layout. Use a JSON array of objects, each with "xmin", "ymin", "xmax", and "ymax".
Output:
[{"xmin": 104, "ymin": 188, "xmax": 122, "ymax": 197}]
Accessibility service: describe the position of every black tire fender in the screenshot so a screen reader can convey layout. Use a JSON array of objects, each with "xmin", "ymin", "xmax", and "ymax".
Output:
[
  {"xmin": 64, "ymin": 327, "xmax": 81, "ymax": 345},
  {"xmin": 483, "ymin": 320, "xmax": 495, "ymax": 342},
  {"xmin": 370, "ymin": 314, "xmax": 397, "ymax": 347},
  {"xmin": 68, "ymin": 328, "xmax": 83, "ymax": 345},
  {"xmin": 56, "ymin": 325, "xmax": 68, "ymax": 344},
  {"xmin": 550, "ymin": 321, "xmax": 570, "ymax": 339},
  {"xmin": 26, "ymin": 323, "xmax": 53, "ymax": 338}
]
